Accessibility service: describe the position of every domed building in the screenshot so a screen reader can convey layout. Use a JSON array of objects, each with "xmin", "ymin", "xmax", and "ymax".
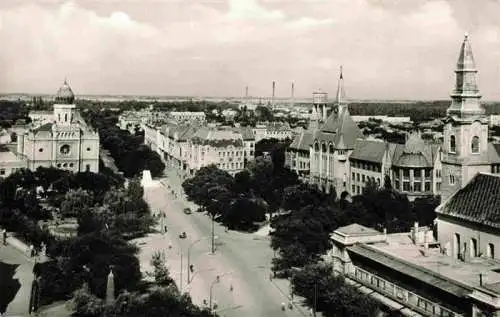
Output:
[{"xmin": 16, "ymin": 80, "xmax": 100, "ymax": 173}]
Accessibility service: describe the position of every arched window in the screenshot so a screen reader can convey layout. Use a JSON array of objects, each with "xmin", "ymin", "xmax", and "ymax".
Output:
[
  {"xmin": 321, "ymin": 143, "xmax": 327, "ymax": 153},
  {"xmin": 314, "ymin": 142, "xmax": 319, "ymax": 151},
  {"xmin": 471, "ymin": 136, "xmax": 479, "ymax": 154},
  {"xmin": 64, "ymin": 113, "xmax": 68, "ymax": 122},
  {"xmin": 450, "ymin": 135, "xmax": 456, "ymax": 153},
  {"xmin": 329, "ymin": 144, "xmax": 334, "ymax": 153}
]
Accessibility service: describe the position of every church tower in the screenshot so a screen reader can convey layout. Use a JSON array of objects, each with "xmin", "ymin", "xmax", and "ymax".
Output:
[
  {"xmin": 53, "ymin": 79, "xmax": 76, "ymax": 125},
  {"xmin": 441, "ymin": 34, "xmax": 490, "ymax": 202}
]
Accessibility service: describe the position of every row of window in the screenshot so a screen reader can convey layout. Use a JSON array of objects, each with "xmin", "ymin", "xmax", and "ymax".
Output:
[
  {"xmin": 218, "ymin": 150, "xmax": 246, "ymax": 157},
  {"xmin": 38, "ymin": 147, "xmax": 92, "ymax": 153},
  {"xmin": 394, "ymin": 180, "xmax": 432, "ymax": 192},
  {"xmin": 352, "ymin": 172, "xmax": 381, "ymax": 185},
  {"xmin": 217, "ymin": 162, "xmax": 244, "ymax": 170},
  {"xmin": 454, "ymin": 233, "xmax": 495, "ymax": 259},
  {"xmin": 351, "ymin": 160, "xmax": 382, "ymax": 172},
  {"xmin": 353, "ymin": 267, "xmax": 456, "ymax": 317},
  {"xmin": 449, "ymin": 135, "xmax": 480, "ymax": 154},
  {"xmin": 492, "ymin": 165, "xmax": 500, "ymax": 174},
  {"xmin": 393, "ymin": 168, "xmax": 432, "ymax": 178}
]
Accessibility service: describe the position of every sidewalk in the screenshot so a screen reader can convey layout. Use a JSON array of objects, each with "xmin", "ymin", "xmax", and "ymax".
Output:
[{"xmin": 1, "ymin": 228, "xmax": 49, "ymax": 263}]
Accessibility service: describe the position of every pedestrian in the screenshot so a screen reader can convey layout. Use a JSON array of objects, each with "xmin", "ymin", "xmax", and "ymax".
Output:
[
  {"xmin": 29, "ymin": 244, "xmax": 34, "ymax": 257},
  {"xmin": 2, "ymin": 229, "xmax": 6, "ymax": 245}
]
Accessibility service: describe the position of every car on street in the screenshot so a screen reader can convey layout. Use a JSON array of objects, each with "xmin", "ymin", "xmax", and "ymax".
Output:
[{"xmin": 183, "ymin": 207, "xmax": 192, "ymax": 215}]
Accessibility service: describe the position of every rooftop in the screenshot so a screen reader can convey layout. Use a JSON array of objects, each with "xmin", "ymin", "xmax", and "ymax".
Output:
[
  {"xmin": 342, "ymin": 224, "xmax": 500, "ymax": 297},
  {"xmin": 437, "ymin": 173, "xmax": 500, "ymax": 229}
]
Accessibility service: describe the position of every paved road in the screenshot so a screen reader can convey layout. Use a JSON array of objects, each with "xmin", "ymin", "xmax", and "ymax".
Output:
[
  {"xmin": 138, "ymin": 175, "xmax": 309, "ymax": 317},
  {"xmin": 0, "ymin": 244, "xmax": 35, "ymax": 316}
]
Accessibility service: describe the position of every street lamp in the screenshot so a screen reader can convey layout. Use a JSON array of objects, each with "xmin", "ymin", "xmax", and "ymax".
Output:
[
  {"xmin": 209, "ymin": 272, "xmax": 233, "ymax": 315},
  {"xmin": 187, "ymin": 237, "xmax": 210, "ymax": 284},
  {"xmin": 209, "ymin": 199, "xmax": 218, "ymax": 254},
  {"xmin": 291, "ymin": 267, "xmax": 317, "ymax": 317}
]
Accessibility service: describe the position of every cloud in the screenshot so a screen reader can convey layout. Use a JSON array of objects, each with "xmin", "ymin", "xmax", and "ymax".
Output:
[{"xmin": 0, "ymin": 0, "xmax": 499, "ymax": 100}]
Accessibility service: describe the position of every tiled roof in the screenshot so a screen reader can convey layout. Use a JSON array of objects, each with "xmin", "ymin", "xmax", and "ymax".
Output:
[
  {"xmin": 191, "ymin": 127, "xmax": 244, "ymax": 147},
  {"xmin": 237, "ymin": 126, "xmax": 255, "ymax": 140},
  {"xmin": 33, "ymin": 123, "xmax": 53, "ymax": 133},
  {"xmin": 392, "ymin": 133, "xmax": 434, "ymax": 168},
  {"xmin": 437, "ymin": 173, "xmax": 500, "ymax": 229},
  {"xmin": 289, "ymin": 130, "xmax": 314, "ymax": 151},
  {"xmin": 315, "ymin": 108, "xmax": 364, "ymax": 149},
  {"xmin": 349, "ymin": 139, "xmax": 386, "ymax": 163}
]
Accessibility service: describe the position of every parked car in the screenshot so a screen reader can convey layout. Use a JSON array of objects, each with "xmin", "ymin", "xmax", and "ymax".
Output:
[{"xmin": 183, "ymin": 208, "xmax": 192, "ymax": 215}]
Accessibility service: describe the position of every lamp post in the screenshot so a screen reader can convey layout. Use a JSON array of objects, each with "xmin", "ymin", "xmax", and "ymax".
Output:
[
  {"xmin": 187, "ymin": 237, "xmax": 209, "ymax": 284},
  {"xmin": 209, "ymin": 272, "xmax": 233, "ymax": 315},
  {"xmin": 209, "ymin": 199, "xmax": 218, "ymax": 254},
  {"xmin": 291, "ymin": 266, "xmax": 317, "ymax": 317}
]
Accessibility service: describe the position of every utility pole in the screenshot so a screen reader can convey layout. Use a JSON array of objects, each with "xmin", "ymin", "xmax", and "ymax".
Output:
[
  {"xmin": 211, "ymin": 213, "xmax": 215, "ymax": 254},
  {"xmin": 313, "ymin": 279, "xmax": 317, "ymax": 317}
]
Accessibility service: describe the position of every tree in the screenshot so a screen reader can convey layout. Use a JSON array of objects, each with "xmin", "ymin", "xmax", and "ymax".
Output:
[
  {"xmin": 149, "ymin": 252, "xmax": 174, "ymax": 287},
  {"xmin": 290, "ymin": 262, "xmax": 379, "ymax": 317},
  {"xmin": 60, "ymin": 189, "xmax": 94, "ymax": 218}
]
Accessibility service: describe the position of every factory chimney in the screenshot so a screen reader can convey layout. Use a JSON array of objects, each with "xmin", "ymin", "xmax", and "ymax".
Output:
[
  {"xmin": 271, "ymin": 81, "xmax": 276, "ymax": 106},
  {"xmin": 290, "ymin": 82, "xmax": 295, "ymax": 107}
]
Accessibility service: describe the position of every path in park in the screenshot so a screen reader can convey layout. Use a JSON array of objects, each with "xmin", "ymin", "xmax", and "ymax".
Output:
[{"xmin": 136, "ymin": 170, "xmax": 310, "ymax": 317}]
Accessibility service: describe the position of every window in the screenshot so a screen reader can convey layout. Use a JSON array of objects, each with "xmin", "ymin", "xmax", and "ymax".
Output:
[
  {"xmin": 488, "ymin": 243, "xmax": 495, "ymax": 259},
  {"xmin": 450, "ymin": 135, "xmax": 456, "ymax": 153},
  {"xmin": 425, "ymin": 169, "xmax": 431, "ymax": 178},
  {"xmin": 413, "ymin": 181, "xmax": 421, "ymax": 192},
  {"xmin": 352, "ymin": 172, "xmax": 355, "ymax": 180},
  {"xmin": 69, "ymin": 163, "xmax": 74, "ymax": 167},
  {"xmin": 449, "ymin": 174, "xmax": 456, "ymax": 185},
  {"xmin": 362, "ymin": 175, "xmax": 365, "ymax": 182},
  {"xmin": 436, "ymin": 182, "xmax": 441, "ymax": 191},
  {"xmin": 470, "ymin": 238, "xmax": 478, "ymax": 257},
  {"xmin": 87, "ymin": 147, "xmax": 91, "ymax": 151},
  {"xmin": 356, "ymin": 174, "xmax": 360, "ymax": 181},
  {"xmin": 403, "ymin": 181, "xmax": 410, "ymax": 191},
  {"xmin": 425, "ymin": 182, "xmax": 431, "ymax": 192},
  {"xmin": 395, "ymin": 179, "xmax": 400, "ymax": 190},
  {"xmin": 64, "ymin": 113, "xmax": 68, "ymax": 122},
  {"xmin": 314, "ymin": 142, "xmax": 319, "ymax": 151},
  {"xmin": 471, "ymin": 136, "xmax": 480, "ymax": 154},
  {"xmin": 0, "ymin": 169, "xmax": 5, "ymax": 175},
  {"xmin": 403, "ymin": 169, "xmax": 410, "ymax": 178},
  {"xmin": 57, "ymin": 163, "xmax": 61, "ymax": 168},
  {"xmin": 86, "ymin": 164, "xmax": 91, "ymax": 172},
  {"xmin": 352, "ymin": 185, "xmax": 355, "ymax": 192},
  {"xmin": 63, "ymin": 163, "xmax": 67, "ymax": 168},
  {"xmin": 38, "ymin": 148, "xmax": 43, "ymax": 152}
]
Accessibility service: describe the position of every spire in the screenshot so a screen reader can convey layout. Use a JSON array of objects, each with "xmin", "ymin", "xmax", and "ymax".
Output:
[
  {"xmin": 335, "ymin": 66, "xmax": 347, "ymax": 113},
  {"xmin": 456, "ymin": 33, "xmax": 476, "ymax": 71},
  {"xmin": 447, "ymin": 33, "xmax": 484, "ymax": 118}
]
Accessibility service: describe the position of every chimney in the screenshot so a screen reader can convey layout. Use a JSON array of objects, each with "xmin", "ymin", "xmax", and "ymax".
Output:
[
  {"xmin": 290, "ymin": 82, "xmax": 295, "ymax": 106},
  {"xmin": 272, "ymin": 81, "xmax": 276, "ymax": 105},
  {"xmin": 245, "ymin": 86, "xmax": 249, "ymax": 99}
]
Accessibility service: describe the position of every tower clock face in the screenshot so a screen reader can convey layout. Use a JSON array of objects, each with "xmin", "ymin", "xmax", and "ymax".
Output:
[{"xmin": 60, "ymin": 144, "xmax": 71, "ymax": 155}]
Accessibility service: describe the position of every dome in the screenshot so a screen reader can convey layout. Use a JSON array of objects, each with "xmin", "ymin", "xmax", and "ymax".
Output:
[{"xmin": 55, "ymin": 79, "xmax": 75, "ymax": 104}]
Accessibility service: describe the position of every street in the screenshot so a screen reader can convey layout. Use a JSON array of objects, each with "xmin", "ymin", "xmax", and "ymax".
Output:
[
  {"xmin": 136, "ymin": 170, "xmax": 309, "ymax": 317},
  {"xmin": 0, "ymin": 244, "xmax": 34, "ymax": 316}
]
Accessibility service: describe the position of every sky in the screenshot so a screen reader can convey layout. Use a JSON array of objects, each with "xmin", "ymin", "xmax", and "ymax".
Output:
[{"xmin": 0, "ymin": 0, "xmax": 500, "ymax": 100}]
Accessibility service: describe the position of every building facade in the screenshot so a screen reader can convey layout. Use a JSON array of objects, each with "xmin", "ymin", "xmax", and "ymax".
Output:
[
  {"xmin": 144, "ymin": 122, "xmax": 255, "ymax": 177},
  {"xmin": 17, "ymin": 80, "xmax": 100, "ymax": 173},
  {"xmin": 287, "ymin": 70, "xmax": 442, "ymax": 199},
  {"xmin": 327, "ymin": 221, "xmax": 500, "ymax": 317}
]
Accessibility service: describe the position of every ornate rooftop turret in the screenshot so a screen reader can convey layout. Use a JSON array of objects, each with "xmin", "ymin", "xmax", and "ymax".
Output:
[
  {"xmin": 447, "ymin": 33, "xmax": 485, "ymax": 119},
  {"xmin": 55, "ymin": 79, "xmax": 75, "ymax": 104}
]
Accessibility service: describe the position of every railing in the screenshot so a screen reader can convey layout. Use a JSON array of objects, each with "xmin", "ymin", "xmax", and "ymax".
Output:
[{"xmin": 348, "ymin": 267, "xmax": 461, "ymax": 317}]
